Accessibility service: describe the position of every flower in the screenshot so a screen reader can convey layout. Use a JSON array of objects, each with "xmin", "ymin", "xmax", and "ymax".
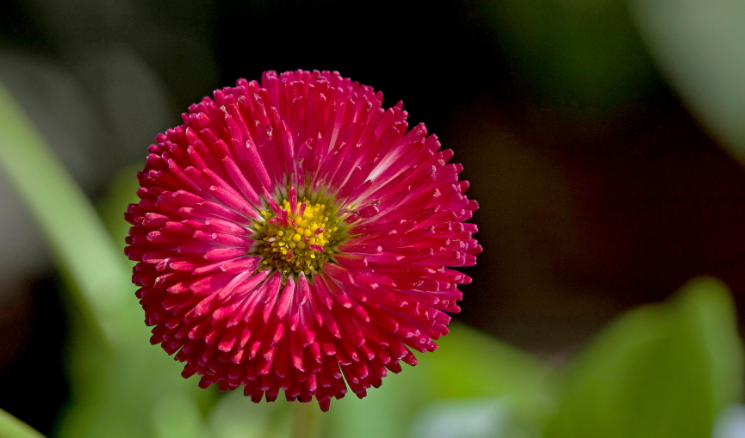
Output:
[{"xmin": 124, "ymin": 70, "xmax": 480, "ymax": 411}]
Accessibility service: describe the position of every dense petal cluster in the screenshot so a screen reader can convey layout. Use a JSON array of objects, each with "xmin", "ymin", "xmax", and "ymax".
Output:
[{"xmin": 124, "ymin": 70, "xmax": 480, "ymax": 411}]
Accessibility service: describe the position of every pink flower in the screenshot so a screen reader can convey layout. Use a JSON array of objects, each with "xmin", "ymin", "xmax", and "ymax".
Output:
[{"xmin": 124, "ymin": 70, "xmax": 480, "ymax": 411}]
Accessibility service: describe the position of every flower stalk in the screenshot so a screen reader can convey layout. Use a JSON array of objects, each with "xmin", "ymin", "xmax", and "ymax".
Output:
[{"xmin": 292, "ymin": 402, "xmax": 322, "ymax": 438}]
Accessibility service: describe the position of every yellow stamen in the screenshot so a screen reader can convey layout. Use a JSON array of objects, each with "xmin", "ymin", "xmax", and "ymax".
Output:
[{"xmin": 252, "ymin": 194, "xmax": 347, "ymax": 277}]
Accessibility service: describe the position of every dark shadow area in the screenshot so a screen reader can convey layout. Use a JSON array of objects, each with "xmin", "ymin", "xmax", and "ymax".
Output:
[{"xmin": 0, "ymin": 275, "xmax": 70, "ymax": 435}]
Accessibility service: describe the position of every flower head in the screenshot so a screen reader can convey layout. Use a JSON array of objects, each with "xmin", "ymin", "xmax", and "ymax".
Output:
[{"xmin": 125, "ymin": 70, "xmax": 480, "ymax": 411}]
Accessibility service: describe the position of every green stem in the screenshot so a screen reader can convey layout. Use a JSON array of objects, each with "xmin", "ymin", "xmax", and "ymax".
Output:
[
  {"xmin": 0, "ymin": 409, "xmax": 46, "ymax": 438},
  {"xmin": 0, "ymin": 82, "xmax": 131, "ymax": 345},
  {"xmin": 292, "ymin": 402, "xmax": 322, "ymax": 438}
]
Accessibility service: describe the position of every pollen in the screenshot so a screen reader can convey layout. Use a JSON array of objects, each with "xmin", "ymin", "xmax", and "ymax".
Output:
[{"xmin": 253, "ymin": 196, "xmax": 347, "ymax": 277}]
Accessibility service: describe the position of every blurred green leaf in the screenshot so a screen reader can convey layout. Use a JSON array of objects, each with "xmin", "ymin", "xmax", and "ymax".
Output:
[
  {"xmin": 324, "ymin": 322, "xmax": 550, "ymax": 438},
  {"xmin": 97, "ymin": 164, "xmax": 143, "ymax": 254},
  {"xmin": 152, "ymin": 392, "xmax": 212, "ymax": 438},
  {"xmin": 55, "ymin": 166, "xmax": 216, "ymax": 438},
  {"xmin": 56, "ymin": 311, "xmax": 216, "ymax": 438},
  {"xmin": 631, "ymin": 0, "xmax": 745, "ymax": 157},
  {"xmin": 0, "ymin": 81, "xmax": 130, "ymax": 342},
  {"xmin": 422, "ymin": 322, "xmax": 551, "ymax": 418},
  {"xmin": 544, "ymin": 276, "xmax": 744, "ymax": 438},
  {"xmin": 409, "ymin": 398, "xmax": 531, "ymax": 438},
  {"xmin": 481, "ymin": 0, "xmax": 658, "ymax": 116},
  {"xmin": 0, "ymin": 77, "xmax": 212, "ymax": 438},
  {"xmin": 0, "ymin": 409, "xmax": 46, "ymax": 438}
]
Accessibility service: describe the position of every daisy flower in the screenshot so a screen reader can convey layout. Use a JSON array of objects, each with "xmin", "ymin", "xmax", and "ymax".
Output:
[{"xmin": 124, "ymin": 70, "xmax": 480, "ymax": 411}]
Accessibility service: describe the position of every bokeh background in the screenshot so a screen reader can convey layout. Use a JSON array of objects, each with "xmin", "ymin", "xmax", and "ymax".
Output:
[{"xmin": 2, "ymin": 0, "xmax": 745, "ymax": 437}]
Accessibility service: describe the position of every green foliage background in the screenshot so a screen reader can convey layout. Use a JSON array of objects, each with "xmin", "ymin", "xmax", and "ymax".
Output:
[
  {"xmin": 1, "ymin": 74, "xmax": 744, "ymax": 437},
  {"xmin": 2, "ymin": 0, "xmax": 745, "ymax": 434}
]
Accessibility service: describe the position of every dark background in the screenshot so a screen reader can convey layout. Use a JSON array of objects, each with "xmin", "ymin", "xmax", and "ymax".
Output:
[{"xmin": 2, "ymin": 0, "xmax": 744, "ymax": 434}]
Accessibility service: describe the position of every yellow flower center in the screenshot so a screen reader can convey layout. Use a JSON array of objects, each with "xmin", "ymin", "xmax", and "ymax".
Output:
[{"xmin": 253, "ymin": 197, "xmax": 347, "ymax": 277}]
